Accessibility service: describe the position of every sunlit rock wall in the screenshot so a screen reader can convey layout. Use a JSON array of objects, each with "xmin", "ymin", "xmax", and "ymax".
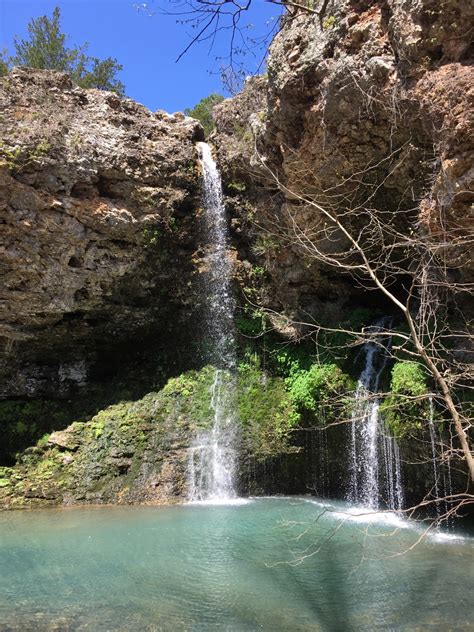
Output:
[{"xmin": 0, "ymin": 68, "xmax": 204, "ymax": 398}]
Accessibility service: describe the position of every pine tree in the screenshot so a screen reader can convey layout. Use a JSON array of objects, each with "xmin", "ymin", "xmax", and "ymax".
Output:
[
  {"xmin": 2, "ymin": 7, "xmax": 125, "ymax": 95},
  {"xmin": 184, "ymin": 94, "xmax": 225, "ymax": 136}
]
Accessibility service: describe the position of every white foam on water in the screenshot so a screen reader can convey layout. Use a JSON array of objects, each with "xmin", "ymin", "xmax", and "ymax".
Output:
[
  {"xmin": 303, "ymin": 497, "xmax": 409, "ymax": 529},
  {"xmin": 428, "ymin": 530, "xmax": 469, "ymax": 544},
  {"xmin": 334, "ymin": 507, "xmax": 409, "ymax": 528},
  {"xmin": 305, "ymin": 498, "xmax": 473, "ymax": 543},
  {"xmin": 186, "ymin": 497, "xmax": 252, "ymax": 507},
  {"xmin": 303, "ymin": 499, "xmax": 335, "ymax": 509}
]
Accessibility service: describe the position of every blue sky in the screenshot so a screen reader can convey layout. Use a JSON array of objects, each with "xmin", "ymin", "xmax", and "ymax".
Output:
[{"xmin": 0, "ymin": 0, "xmax": 280, "ymax": 112}]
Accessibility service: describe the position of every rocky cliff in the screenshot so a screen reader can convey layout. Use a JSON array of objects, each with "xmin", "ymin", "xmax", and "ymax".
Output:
[
  {"xmin": 0, "ymin": 0, "xmax": 472, "ymax": 509},
  {"xmin": 214, "ymin": 0, "xmax": 473, "ymax": 328},
  {"xmin": 0, "ymin": 68, "xmax": 203, "ymax": 403}
]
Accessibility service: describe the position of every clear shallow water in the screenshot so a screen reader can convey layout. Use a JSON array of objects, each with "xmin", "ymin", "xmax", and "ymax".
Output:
[{"xmin": 0, "ymin": 498, "xmax": 472, "ymax": 631}]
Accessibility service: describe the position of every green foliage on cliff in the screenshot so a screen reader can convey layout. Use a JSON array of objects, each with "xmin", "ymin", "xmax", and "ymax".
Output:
[
  {"xmin": 390, "ymin": 361, "xmax": 428, "ymax": 396},
  {"xmin": 266, "ymin": 346, "xmax": 353, "ymax": 424},
  {"xmin": 1, "ymin": 7, "xmax": 125, "ymax": 94},
  {"xmin": 0, "ymin": 139, "xmax": 51, "ymax": 174},
  {"xmin": 235, "ymin": 311, "xmax": 266, "ymax": 337},
  {"xmin": 381, "ymin": 361, "xmax": 429, "ymax": 438},
  {"xmin": 184, "ymin": 93, "xmax": 224, "ymax": 136},
  {"xmin": 237, "ymin": 361, "xmax": 299, "ymax": 455},
  {"xmin": 286, "ymin": 363, "xmax": 353, "ymax": 416}
]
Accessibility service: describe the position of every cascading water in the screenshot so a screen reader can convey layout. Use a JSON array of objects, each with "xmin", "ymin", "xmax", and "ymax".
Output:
[
  {"xmin": 348, "ymin": 318, "xmax": 404, "ymax": 510},
  {"xmin": 428, "ymin": 396, "xmax": 441, "ymax": 516},
  {"xmin": 428, "ymin": 396, "xmax": 454, "ymax": 524},
  {"xmin": 188, "ymin": 142, "xmax": 238, "ymax": 503}
]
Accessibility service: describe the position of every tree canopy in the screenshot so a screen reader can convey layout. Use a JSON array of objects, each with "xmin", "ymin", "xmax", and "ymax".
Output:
[
  {"xmin": 184, "ymin": 93, "xmax": 225, "ymax": 136},
  {"xmin": 0, "ymin": 7, "xmax": 125, "ymax": 95}
]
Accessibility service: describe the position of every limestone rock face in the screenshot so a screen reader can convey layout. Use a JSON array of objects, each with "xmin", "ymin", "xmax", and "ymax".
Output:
[
  {"xmin": 0, "ymin": 68, "xmax": 203, "ymax": 397},
  {"xmin": 214, "ymin": 0, "xmax": 473, "ymax": 325}
]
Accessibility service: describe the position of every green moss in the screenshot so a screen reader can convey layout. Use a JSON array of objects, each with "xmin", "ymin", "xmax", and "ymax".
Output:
[
  {"xmin": 381, "ymin": 362, "xmax": 428, "ymax": 438},
  {"xmin": 1, "ymin": 362, "xmax": 359, "ymax": 505},
  {"xmin": 236, "ymin": 362, "xmax": 299, "ymax": 456},
  {"xmin": 37, "ymin": 433, "xmax": 50, "ymax": 447},
  {"xmin": 160, "ymin": 366, "xmax": 215, "ymax": 428},
  {"xmin": 92, "ymin": 420, "xmax": 106, "ymax": 439}
]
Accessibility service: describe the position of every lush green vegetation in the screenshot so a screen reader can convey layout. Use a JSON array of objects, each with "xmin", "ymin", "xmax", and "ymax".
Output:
[
  {"xmin": 286, "ymin": 363, "xmax": 353, "ymax": 417},
  {"xmin": 236, "ymin": 360, "xmax": 298, "ymax": 456},
  {"xmin": 184, "ymin": 93, "xmax": 224, "ymax": 136},
  {"xmin": 381, "ymin": 361, "xmax": 429, "ymax": 438},
  {"xmin": 0, "ymin": 7, "xmax": 124, "ymax": 94},
  {"xmin": 0, "ymin": 365, "xmax": 303, "ymax": 506}
]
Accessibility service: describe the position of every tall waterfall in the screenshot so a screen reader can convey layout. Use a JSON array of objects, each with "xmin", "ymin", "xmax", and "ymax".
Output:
[
  {"xmin": 348, "ymin": 319, "xmax": 404, "ymax": 510},
  {"xmin": 188, "ymin": 142, "xmax": 238, "ymax": 503}
]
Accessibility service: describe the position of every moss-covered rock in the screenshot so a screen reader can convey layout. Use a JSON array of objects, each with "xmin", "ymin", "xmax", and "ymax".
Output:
[
  {"xmin": 380, "ymin": 361, "xmax": 429, "ymax": 438},
  {"xmin": 0, "ymin": 365, "xmax": 304, "ymax": 509}
]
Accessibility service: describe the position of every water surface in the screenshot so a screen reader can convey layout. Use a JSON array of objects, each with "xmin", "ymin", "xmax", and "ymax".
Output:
[{"xmin": 0, "ymin": 498, "xmax": 472, "ymax": 630}]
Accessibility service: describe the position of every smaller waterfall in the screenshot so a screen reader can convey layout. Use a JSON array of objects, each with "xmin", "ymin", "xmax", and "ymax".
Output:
[
  {"xmin": 382, "ymin": 433, "xmax": 404, "ymax": 511},
  {"xmin": 188, "ymin": 142, "xmax": 238, "ymax": 503},
  {"xmin": 348, "ymin": 319, "xmax": 404, "ymax": 510},
  {"xmin": 428, "ymin": 396, "xmax": 441, "ymax": 516},
  {"xmin": 428, "ymin": 397, "xmax": 454, "ymax": 525},
  {"xmin": 307, "ymin": 427, "xmax": 329, "ymax": 498},
  {"xmin": 443, "ymin": 437, "xmax": 454, "ymax": 528},
  {"xmin": 318, "ymin": 427, "xmax": 329, "ymax": 498}
]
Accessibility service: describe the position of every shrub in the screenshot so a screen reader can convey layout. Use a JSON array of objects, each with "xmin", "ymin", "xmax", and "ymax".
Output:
[
  {"xmin": 381, "ymin": 362, "xmax": 428, "ymax": 438},
  {"xmin": 286, "ymin": 363, "xmax": 353, "ymax": 419}
]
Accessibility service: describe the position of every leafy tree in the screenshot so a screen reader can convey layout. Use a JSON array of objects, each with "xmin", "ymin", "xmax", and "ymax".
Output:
[
  {"xmin": 1, "ymin": 7, "xmax": 125, "ymax": 95},
  {"xmin": 184, "ymin": 93, "xmax": 224, "ymax": 136}
]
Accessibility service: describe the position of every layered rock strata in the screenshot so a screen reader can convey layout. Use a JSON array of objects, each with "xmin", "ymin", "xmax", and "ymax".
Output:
[
  {"xmin": 0, "ymin": 68, "xmax": 203, "ymax": 399},
  {"xmin": 214, "ymin": 0, "xmax": 473, "ymax": 327}
]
